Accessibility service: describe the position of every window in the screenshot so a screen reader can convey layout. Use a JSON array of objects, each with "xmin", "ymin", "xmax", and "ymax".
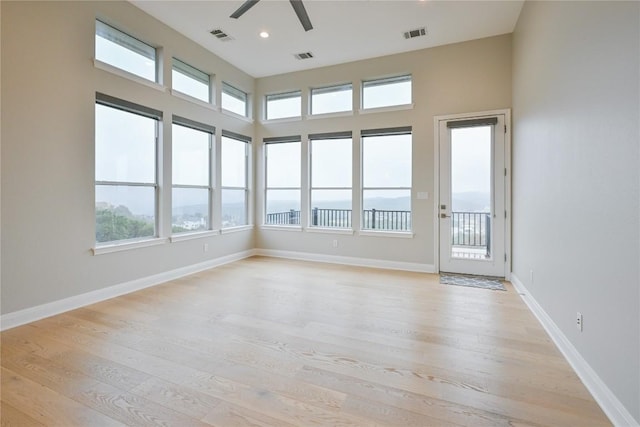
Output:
[
  {"xmin": 264, "ymin": 136, "xmax": 301, "ymax": 225},
  {"xmin": 362, "ymin": 75, "xmax": 412, "ymax": 110},
  {"xmin": 172, "ymin": 58, "xmax": 211, "ymax": 103},
  {"xmin": 361, "ymin": 127, "xmax": 412, "ymax": 231},
  {"xmin": 172, "ymin": 117, "xmax": 214, "ymax": 234},
  {"xmin": 95, "ymin": 20, "xmax": 157, "ymax": 82},
  {"xmin": 95, "ymin": 93, "xmax": 160, "ymax": 244},
  {"xmin": 309, "ymin": 132, "xmax": 352, "ymax": 228},
  {"xmin": 266, "ymin": 91, "xmax": 301, "ymax": 120},
  {"xmin": 221, "ymin": 131, "xmax": 251, "ymax": 228},
  {"xmin": 311, "ymin": 84, "xmax": 352, "ymax": 115},
  {"xmin": 222, "ymin": 82, "xmax": 248, "ymax": 117}
]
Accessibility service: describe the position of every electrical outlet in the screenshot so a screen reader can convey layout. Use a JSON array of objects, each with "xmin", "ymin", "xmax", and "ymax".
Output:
[
  {"xmin": 203, "ymin": 243, "xmax": 209, "ymax": 252},
  {"xmin": 576, "ymin": 312, "xmax": 583, "ymax": 332},
  {"xmin": 332, "ymin": 239, "xmax": 338, "ymax": 248},
  {"xmin": 530, "ymin": 269, "xmax": 534, "ymax": 284}
]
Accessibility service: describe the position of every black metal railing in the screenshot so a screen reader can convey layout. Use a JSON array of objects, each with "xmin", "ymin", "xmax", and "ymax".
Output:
[
  {"xmin": 451, "ymin": 212, "xmax": 491, "ymax": 247},
  {"xmin": 265, "ymin": 208, "xmax": 411, "ymax": 231}
]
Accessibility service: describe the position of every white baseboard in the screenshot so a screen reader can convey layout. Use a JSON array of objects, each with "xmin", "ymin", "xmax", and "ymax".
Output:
[
  {"xmin": 255, "ymin": 248, "xmax": 435, "ymax": 273},
  {"xmin": 0, "ymin": 249, "xmax": 256, "ymax": 332},
  {"xmin": 510, "ymin": 273, "xmax": 639, "ymax": 427}
]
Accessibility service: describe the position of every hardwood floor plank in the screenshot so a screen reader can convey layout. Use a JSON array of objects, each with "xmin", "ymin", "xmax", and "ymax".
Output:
[{"xmin": 0, "ymin": 401, "xmax": 46, "ymax": 427}]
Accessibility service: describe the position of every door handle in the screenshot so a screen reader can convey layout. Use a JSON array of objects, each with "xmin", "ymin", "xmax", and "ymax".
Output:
[{"xmin": 440, "ymin": 213, "xmax": 451, "ymax": 218}]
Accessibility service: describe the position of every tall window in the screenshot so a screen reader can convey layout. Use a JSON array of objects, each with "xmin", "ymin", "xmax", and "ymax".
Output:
[
  {"xmin": 172, "ymin": 118, "xmax": 214, "ymax": 234},
  {"xmin": 309, "ymin": 132, "xmax": 352, "ymax": 228},
  {"xmin": 266, "ymin": 91, "xmax": 301, "ymax": 120},
  {"xmin": 221, "ymin": 131, "xmax": 251, "ymax": 228},
  {"xmin": 95, "ymin": 20, "xmax": 157, "ymax": 82},
  {"xmin": 265, "ymin": 137, "xmax": 301, "ymax": 225},
  {"xmin": 362, "ymin": 75, "xmax": 412, "ymax": 110},
  {"xmin": 311, "ymin": 84, "xmax": 352, "ymax": 115},
  {"xmin": 95, "ymin": 94, "xmax": 160, "ymax": 244},
  {"xmin": 172, "ymin": 58, "xmax": 211, "ymax": 103},
  {"xmin": 361, "ymin": 127, "xmax": 412, "ymax": 231},
  {"xmin": 222, "ymin": 82, "xmax": 248, "ymax": 117}
]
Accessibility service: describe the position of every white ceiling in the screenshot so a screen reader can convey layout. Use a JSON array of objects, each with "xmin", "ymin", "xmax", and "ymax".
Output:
[{"xmin": 131, "ymin": 0, "xmax": 524, "ymax": 78}]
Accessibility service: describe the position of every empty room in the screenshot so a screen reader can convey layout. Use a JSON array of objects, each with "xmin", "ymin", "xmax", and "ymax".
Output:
[{"xmin": 1, "ymin": 0, "xmax": 639, "ymax": 425}]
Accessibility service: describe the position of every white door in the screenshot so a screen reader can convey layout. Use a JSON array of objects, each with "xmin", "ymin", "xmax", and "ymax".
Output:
[{"xmin": 438, "ymin": 114, "xmax": 506, "ymax": 277}]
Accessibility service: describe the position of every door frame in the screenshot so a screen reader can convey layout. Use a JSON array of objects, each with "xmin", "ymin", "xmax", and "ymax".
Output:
[{"xmin": 433, "ymin": 109, "xmax": 511, "ymax": 279}]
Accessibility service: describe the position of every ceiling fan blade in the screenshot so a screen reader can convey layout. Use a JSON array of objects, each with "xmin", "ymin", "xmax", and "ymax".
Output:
[
  {"xmin": 289, "ymin": 0, "xmax": 313, "ymax": 32},
  {"xmin": 230, "ymin": 0, "xmax": 260, "ymax": 19}
]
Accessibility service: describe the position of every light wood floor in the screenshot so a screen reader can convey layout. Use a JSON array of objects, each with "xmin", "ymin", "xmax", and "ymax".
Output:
[{"xmin": 1, "ymin": 256, "xmax": 610, "ymax": 426}]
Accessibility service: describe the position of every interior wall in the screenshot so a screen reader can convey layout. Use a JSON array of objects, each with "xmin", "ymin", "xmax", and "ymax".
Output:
[
  {"xmin": 1, "ymin": 1, "xmax": 255, "ymax": 315},
  {"xmin": 255, "ymin": 35, "xmax": 512, "ymax": 265},
  {"xmin": 512, "ymin": 1, "xmax": 640, "ymax": 421}
]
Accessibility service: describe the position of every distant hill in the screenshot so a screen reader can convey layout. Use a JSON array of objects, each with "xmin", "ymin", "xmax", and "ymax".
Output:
[{"xmin": 452, "ymin": 191, "xmax": 491, "ymax": 212}]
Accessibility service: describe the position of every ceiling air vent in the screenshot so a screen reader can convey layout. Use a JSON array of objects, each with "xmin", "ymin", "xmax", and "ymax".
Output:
[
  {"xmin": 294, "ymin": 52, "xmax": 314, "ymax": 60},
  {"xmin": 403, "ymin": 27, "xmax": 427, "ymax": 40},
  {"xmin": 210, "ymin": 29, "xmax": 234, "ymax": 42}
]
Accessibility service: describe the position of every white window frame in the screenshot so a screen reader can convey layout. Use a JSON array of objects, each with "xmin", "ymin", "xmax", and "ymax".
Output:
[
  {"xmin": 171, "ymin": 58, "xmax": 212, "ymax": 104},
  {"xmin": 222, "ymin": 82, "xmax": 249, "ymax": 117},
  {"xmin": 361, "ymin": 74, "xmax": 412, "ymax": 110},
  {"xmin": 361, "ymin": 127, "xmax": 413, "ymax": 232},
  {"xmin": 309, "ymin": 132, "xmax": 353, "ymax": 229},
  {"xmin": 265, "ymin": 90, "xmax": 302, "ymax": 120},
  {"xmin": 264, "ymin": 136, "xmax": 302, "ymax": 227},
  {"xmin": 171, "ymin": 116, "xmax": 215, "ymax": 236},
  {"xmin": 310, "ymin": 83, "xmax": 353, "ymax": 115},
  {"xmin": 95, "ymin": 93, "xmax": 161, "ymax": 246},
  {"xmin": 95, "ymin": 20, "xmax": 158, "ymax": 83},
  {"xmin": 221, "ymin": 130, "xmax": 251, "ymax": 229}
]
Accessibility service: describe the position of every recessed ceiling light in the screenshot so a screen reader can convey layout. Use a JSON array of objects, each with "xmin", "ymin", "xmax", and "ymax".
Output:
[{"xmin": 260, "ymin": 31, "xmax": 269, "ymax": 38}]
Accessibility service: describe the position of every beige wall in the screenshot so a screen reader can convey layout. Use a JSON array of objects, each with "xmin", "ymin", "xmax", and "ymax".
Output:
[
  {"xmin": 255, "ymin": 35, "xmax": 512, "ymax": 265},
  {"xmin": 512, "ymin": 1, "xmax": 640, "ymax": 422},
  {"xmin": 1, "ymin": 1, "xmax": 255, "ymax": 314}
]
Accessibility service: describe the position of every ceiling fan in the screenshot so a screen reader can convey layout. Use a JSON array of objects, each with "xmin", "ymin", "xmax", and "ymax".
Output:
[{"xmin": 230, "ymin": 0, "xmax": 313, "ymax": 32}]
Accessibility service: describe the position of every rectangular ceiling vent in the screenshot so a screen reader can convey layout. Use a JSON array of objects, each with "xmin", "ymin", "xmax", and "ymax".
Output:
[
  {"xmin": 294, "ymin": 52, "xmax": 314, "ymax": 60},
  {"xmin": 403, "ymin": 27, "xmax": 427, "ymax": 40},
  {"xmin": 210, "ymin": 29, "xmax": 234, "ymax": 42}
]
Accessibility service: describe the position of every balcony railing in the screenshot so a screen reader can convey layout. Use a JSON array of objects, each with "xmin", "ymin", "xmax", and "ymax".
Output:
[
  {"xmin": 265, "ymin": 208, "xmax": 411, "ymax": 231},
  {"xmin": 451, "ymin": 211, "xmax": 491, "ymax": 258}
]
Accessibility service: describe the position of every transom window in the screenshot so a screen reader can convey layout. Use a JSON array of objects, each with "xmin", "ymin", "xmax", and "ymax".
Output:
[
  {"xmin": 172, "ymin": 58, "xmax": 211, "ymax": 103},
  {"xmin": 264, "ymin": 136, "xmax": 301, "ymax": 225},
  {"xmin": 95, "ymin": 20, "xmax": 157, "ymax": 82},
  {"xmin": 266, "ymin": 91, "xmax": 301, "ymax": 120},
  {"xmin": 222, "ymin": 82, "xmax": 248, "ymax": 117},
  {"xmin": 171, "ymin": 118, "xmax": 214, "ymax": 234},
  {"xmin": 361, "ymin": 127, "xmax": 412, "ymax": 231},
  {"xmin": 221, "ymin": 131, "xmax": 251, "ymax": 228},
  {"xmin": 362, "ymin": 75, "xmax": 412, "ymax": 110},
  {"xmin": 311, "ymin": 84, "xmax": 352, "ymax": 115},
  {"xmin": 309, "ymin": 132, "xmax": 353, "ymax": 228},
  {"xmin": 95, "ymin": 93, "xmax": 160, "ymax": 244}
]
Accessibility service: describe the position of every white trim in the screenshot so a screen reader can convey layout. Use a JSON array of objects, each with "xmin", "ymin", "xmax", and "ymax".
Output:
[
  {"xmin": 94, "ymin": 59, "xmax": 166, "ymax": 92},
  {"xmin": 221, "ymin": 108, "xmax": 254, "ymax": 123},
  {"xmin": 510, "ymin": 273, "xmax": 639, "ymax": 427},
  {"xmin": 92, "ymin": 237, "xmax": 168, "ymax": 255},
  {"xmin": 357, "ymin": 230, "xmax": 414, "ymax": 239},
  {"xmin": 255, "ymin": 248, "xmax": 434, "ymax": 273},
  {"xmin": 221, "ymin": 224, "xmax": 254, "ymax": 234},
  {"xmin": 358, "ymin": 103, "xmax": 414, "ymax": 115},
  {"xmin": 306, "ymin": 111, "xmax": 354, "ymax": 120},
  {"xmin": 170, "ymin": 89, "xmax": 218, "ymax": 111},
  {"xmin": 170, "ymin": 230, "xmax": 220, "ymax": 243},
  {"xmin": 305, "ymin": 227, "xmax": 355, "ymax": 235},
  {"xmin": 260, "ymin": 116, "xmax": 302, "ymax": 125},
  {"xmin": 0, "ymin": 250, "xmax": 257, "ymax": 332},
  {"xmin": 259, "ymin": 225, "xmax": 303, "ymax": 232}
]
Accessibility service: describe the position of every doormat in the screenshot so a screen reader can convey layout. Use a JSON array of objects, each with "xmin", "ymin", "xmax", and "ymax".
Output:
[{"xmin": 440, "ymin": 274, "xmax": 506, "ymax": 291}]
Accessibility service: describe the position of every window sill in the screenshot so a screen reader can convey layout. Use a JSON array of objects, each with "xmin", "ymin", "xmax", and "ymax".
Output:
[
  {"xmin": 170, "ymin": 230, "xmax": 220, "ymax": 243},
  {"xmin": 92, "ymin": 237, "xmax": 168, "ymax": 255},
  {"xmin": 358, "ymin": 230, "xmax": 414, "ymax": 239},
  {"xmin": 260, "ymin": 225, "xmax": 303, "ymax": 232},
  {"xmin": 170, "ymin": 90, "xmax": 218, "ymax": 111},
  {"xmin": 306, "ymin": 111, "xmax": 353, "ymax": 120},
  {"xmin": 260, "ymin": 116, "xmax": 302, "ymax": 125},
  {"xmin": 221, "ymin": 225, "xmax": 254, "ymax": 234},
  {"xmin": 358, "ymin": 103, "xmax": 414, "ymax": 115},
  {"xmin": 94, "ymin": 59, "xmax": 166, "ymax": 93},
  {"xmin": 305, "ymin": 227, "xmax": 354, "ymax": 235},
  {"xmin": 221, "ymin": 109, "xmax": 253, "ymax": 123}
]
